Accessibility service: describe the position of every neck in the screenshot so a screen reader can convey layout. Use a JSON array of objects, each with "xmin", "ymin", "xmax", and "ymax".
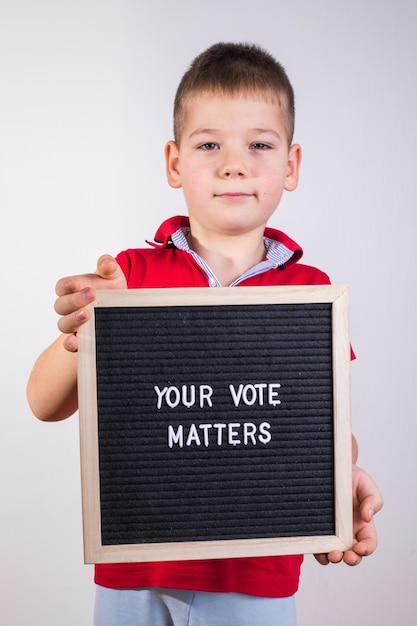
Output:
[{"xmin": 187, "ymin": 227, "xmax": 267, "ymax": 287}]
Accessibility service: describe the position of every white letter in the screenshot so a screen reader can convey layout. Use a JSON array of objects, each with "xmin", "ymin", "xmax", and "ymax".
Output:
[
  {"xmin": 253, "ymin": 383, "xmax": 267, "ymax": 405},
  {"xmin": 166, "ymin": 386, "xmax": 180, "ymax": 408},
  {"xmin": 213, "ymin": 423, "xmax": 227, "ymax": 445},
  {"xmin": 229, "ymin": 384, "xmax": 243, "ymax": 407},
  {"xmin": 181, "ymin": 384, "xmax": 196, "ymax": 408},
  {"xmin": 268, "ymin": 383, "xmax": 281, "ymax": 406},
  {"xmin": 242, "ymin": 384, "xmax": 257, "ymax": 406},
  {"xmin": 199, "ymin": 385, "xmax": 213, "ymax": 408},
  {"xmin": 186, "ymin": 424, "xmax": 201, "ymax": 446},
  {"xmin": 199, "ymin": 423, "xmax": 212, "ymax": 447},
  {"xmin": 228, "ymin": 422, "xmax": 241, "ymax": 446},
  {"xmin": 243, "ymin": 422, "xmax": 257, "ymax": 445},
  {"xmin": 154, "ymin": 385, "xmax": 168, "ymax": 409},
  {"xmin": 258, "ymin": 422, "xmax": 272, "ymax": 444},
  {"xmin": 168, "ymin": 425, "xmax": 183, "ymax": 448}
]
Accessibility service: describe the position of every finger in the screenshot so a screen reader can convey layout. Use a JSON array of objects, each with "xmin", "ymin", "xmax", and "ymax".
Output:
[
  {"xmin": 55, "ymin": 256, "xmax": 119, "ymax": 297},
  {"xmin": 57, "ymin": 307, "xmax": 91, "ymax": 335},
  {"xmin": 326, "ymin": 550, "xmax": 344, "ymax": 564},
  {"xmin": 314, "ymin": 553, "xmax": 330, "ymax": 566},
  {"xmin": 341, "ymin": 528, "xmax": 378, "ymax": 565},
  {"xmin": 324, "ymin": 549, "xmax": 362, "ymax": 566},
  {"xmin": 353, "ymin": 519, "xmax": 378, "ymax": 557},
  {"xmin": 55, "ymin": 256, "xmax": 126, "ymax": 300},
  {"xmin": 342, "ymin": 550, "xmax": 362, "ymax": 566},
  {"xmin": 55, "ymin": 271, "xmax": 104, "ymax": 296},
  {"xmin": 55, "ymin": 275, "xmax": 82, "ymax": 297},
  {"xmin": 63, "ymin": 333, "xmax": 79, "ymax": 353},
  {"xmin": 352, "ymin": 539, "xmax": 375, "ymax": 559},
  {"xmin": 54, "ymin": 287, "xmax": 96, "ymax": 316}
]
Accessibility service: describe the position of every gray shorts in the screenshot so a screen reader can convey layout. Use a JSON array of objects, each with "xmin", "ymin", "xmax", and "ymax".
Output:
[{"xmin": 94, "ymin": 586, "xmax": 297, "ymax": 626}]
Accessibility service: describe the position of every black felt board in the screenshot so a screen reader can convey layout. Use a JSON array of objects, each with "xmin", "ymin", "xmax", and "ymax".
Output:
[{"xmin": 94, "ymin": 302, "xmax": 335, "ymax": 547}]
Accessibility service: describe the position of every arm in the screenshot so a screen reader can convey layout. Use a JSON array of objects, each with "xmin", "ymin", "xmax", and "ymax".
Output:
[
  {"xmin": 27, "ymin": 255, "xmax": 127, "ymax": 422},
  {"xmin": 27, "ymin": 334, "xmax": 78, "ymax": 421}
]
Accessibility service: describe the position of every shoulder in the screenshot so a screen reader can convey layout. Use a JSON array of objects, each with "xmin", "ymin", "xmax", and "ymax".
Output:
[
  {"xmin": 116, "ymin": 246, "xmax": 177, "ymax": 285},
  {"xmin": 282, "ymin": 263, "xmax": 331, "ymax": 285}
]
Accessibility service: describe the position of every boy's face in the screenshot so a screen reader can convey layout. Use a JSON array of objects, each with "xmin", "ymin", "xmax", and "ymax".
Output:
[{"xmin": 165, "ymin": 94, "xmax": 301, "ymax": 239}]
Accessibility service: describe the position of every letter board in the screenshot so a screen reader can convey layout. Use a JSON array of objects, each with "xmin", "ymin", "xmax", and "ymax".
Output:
[{"xmin": 77, "ymin": 285, "xmax": 353, "ymax": 563}]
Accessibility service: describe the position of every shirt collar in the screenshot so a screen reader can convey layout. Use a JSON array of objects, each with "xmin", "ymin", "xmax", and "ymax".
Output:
[{"xmin": 171, "ymin": 227, "xmax": 294, "ymax": 267}]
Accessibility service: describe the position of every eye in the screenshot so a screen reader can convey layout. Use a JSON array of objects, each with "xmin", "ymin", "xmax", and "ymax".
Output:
[
  {"xmin": 198, "ymin": 142, "xmax": 219, "ymax": 151},
  {"xmin": 251, "ymin": 142, "xmax": 271, "ymax": 150}
]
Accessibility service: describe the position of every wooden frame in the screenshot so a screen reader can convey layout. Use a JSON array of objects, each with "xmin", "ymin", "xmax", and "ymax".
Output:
[{"xmin": 77, "ymin": 285, "xmax": 353, "ymax": 564}]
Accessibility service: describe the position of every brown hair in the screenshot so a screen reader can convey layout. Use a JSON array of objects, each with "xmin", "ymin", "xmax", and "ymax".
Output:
[{"xmin": 173, "ymin": 42, "xmax": 295, "ymax": 146}]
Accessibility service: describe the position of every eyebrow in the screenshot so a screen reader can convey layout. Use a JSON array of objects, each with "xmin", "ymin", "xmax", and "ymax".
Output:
[
  {"xmin": 187, "ymin": 128, "xmax": 221, "ymax": 140},
  {"xmin": 187, "ymin": 128, "xmax": 282, "ymax": 140}
]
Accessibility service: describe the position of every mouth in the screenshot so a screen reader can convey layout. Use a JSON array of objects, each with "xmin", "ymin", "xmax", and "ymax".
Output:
[{"xmin": 215, "ymin": 192, "xmax": 254, "ymax": 200}]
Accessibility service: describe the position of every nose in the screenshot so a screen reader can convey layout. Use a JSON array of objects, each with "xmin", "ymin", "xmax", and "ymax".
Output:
[{"xmin": 218, "ymin": 147, "xmax": 248, "ymax": 178}]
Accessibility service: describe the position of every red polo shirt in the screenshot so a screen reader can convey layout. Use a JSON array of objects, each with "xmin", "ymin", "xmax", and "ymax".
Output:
[{"xmin": 95, "ymin": 216, "xmax": 331, "ymax": 598}]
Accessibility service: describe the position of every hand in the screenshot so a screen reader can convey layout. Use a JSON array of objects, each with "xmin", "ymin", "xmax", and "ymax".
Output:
[
  {"xmin": 54, "ymin": 254, "xmax": 127, "ymax": 352},
  {"xmin": 315, "ymin": 465, "xmax": 383, "ymax": 566}
]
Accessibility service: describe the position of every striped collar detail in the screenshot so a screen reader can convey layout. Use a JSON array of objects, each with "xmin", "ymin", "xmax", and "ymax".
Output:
[{"xmin": 171, "ymin": 228, "xmax": 294, "ymax": 287}]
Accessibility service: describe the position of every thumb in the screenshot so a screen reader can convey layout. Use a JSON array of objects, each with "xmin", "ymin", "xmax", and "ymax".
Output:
[
  {"xmin": 95, "ymin": 254, "xmax": 127, "ymax": 288},
  {"xmin": 96, "ymin": 254, "xmax": 120, "ymax": 278},
  {"xmin": 353, "ymin": 466, "xmax": 383, "ymax": 523}
]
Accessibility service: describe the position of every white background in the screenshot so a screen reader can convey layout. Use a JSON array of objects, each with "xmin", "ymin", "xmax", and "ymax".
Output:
[{"xmin": 1, "ymin": 1, "xmax": 416, "ymax": 624}]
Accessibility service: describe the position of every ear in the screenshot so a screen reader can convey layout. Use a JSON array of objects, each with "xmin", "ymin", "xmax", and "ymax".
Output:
[
  {"xmin": 284, "ymin": 143, "xmax": 302, "ymax": 192},
  {"xmin": 165, "ymin": 141, "xmax": 182, "ymax": 189}
]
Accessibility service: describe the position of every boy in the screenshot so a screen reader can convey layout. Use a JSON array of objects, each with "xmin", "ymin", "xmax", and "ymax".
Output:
[{"xmin": 27, "ymin": 42, "xmax": 382, "ymax": 626}]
